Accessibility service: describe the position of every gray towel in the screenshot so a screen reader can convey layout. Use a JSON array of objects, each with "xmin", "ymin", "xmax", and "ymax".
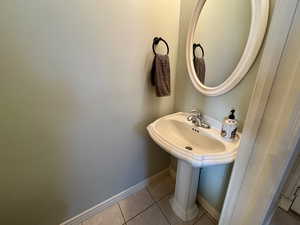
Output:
[
  {"xmin": 151, "ymin": 54, "xmax": 171, "ymax": 97},
  {"xmin": 193, "ymin": 57, "xmax": 206, "ymax": 84}
]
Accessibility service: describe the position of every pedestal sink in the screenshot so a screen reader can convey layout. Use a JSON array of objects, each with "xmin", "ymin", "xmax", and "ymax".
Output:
[{"xmin": 147, "ymin": 112, "xmax": 240, "ymax": 221}]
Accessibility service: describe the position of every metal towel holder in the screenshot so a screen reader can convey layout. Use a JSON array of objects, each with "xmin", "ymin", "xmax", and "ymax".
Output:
[
  {"xmin": 152, "ymin": 37, "xmax": 169, "ymax": 55},
  {"xmin": 193, "ymin": 43, "xmax": 205, "ymax": 58}
]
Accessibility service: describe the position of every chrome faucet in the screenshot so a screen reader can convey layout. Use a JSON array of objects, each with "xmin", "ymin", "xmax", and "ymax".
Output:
[{"xmin": 187, "ymin": 110, "xmax": 210, "ymax": 129}]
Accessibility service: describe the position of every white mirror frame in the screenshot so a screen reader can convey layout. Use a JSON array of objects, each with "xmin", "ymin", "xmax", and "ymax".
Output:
[{"xmin": 186, "ymin": 0, "xmax": 269, "ymax": 96}]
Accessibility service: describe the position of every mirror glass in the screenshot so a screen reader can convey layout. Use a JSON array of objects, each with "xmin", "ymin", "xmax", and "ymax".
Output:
[{"xmin": 193, "ymin": 0, "xmax": 251, "ymax": 87}]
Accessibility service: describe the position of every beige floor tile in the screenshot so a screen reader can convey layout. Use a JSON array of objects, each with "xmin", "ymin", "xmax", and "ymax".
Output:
[
  {"xmin": 127, "ymin": 204, "xmax": 169, "ymax": 225},
  {"xmin": 203, "ymin": 212, "xmax": 218, "ymax": 225},
  {"xmin": 82, "ymin": 204, "xmax": 124, "ymax": 225},
  {"xmin": 194, "ymin": 214, "xmax": 216, "ymax": 225},
  {"xmin": 119, "ymin": 188, "xmax": 154, "ymax": 221},
  {"xmin": 270, "ymin": 208, "xmax": 300, "ymax": 225},
  {"xmin": 148, "ymin": 175, "xmax": 175, "ymax": 201},
  {"xmin": 158, "ymin": 195, "xmax": 204, "ymax": 225}
]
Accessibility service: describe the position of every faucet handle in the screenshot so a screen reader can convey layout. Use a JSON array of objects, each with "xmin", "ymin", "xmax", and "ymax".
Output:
[{"xmin": 190, "ymin": 109, "xmax": 202, "ymax": 118}]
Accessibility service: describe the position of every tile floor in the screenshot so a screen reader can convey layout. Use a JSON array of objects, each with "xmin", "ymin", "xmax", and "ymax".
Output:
[
  {"xmin": 82, "ymin": 175, "xmax": 217, "ymax": 225},
  {"xmin": 270, "ymin": 208, "xmax": 300, "ymax": 225}
]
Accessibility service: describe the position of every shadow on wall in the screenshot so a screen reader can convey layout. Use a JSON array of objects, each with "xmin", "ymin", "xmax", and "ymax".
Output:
[
  {"xmin": 0, "ymin": 45, "xmax": 74, "ymax": 225},
  {"xmin": 133, "ymin": 51, "xmax": 172, "ymax": 178},
  {"xmin": 0, "ymin": 0, "xmax": 180, "ymax": 223}
]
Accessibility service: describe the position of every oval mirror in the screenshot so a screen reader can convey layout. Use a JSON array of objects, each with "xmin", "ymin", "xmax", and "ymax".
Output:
[{"xmin": 186, "ymin": 0, "xmax": 269, "ymax": 96}]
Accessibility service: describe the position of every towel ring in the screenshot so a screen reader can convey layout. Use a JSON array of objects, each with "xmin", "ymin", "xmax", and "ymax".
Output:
[
  {"xmin": 193, "ymin": 43, "xmax": 204, "ymax": 58},
  {"xmin": 152, "ymin": 37, "xmax": 169, "ymax": 55}
]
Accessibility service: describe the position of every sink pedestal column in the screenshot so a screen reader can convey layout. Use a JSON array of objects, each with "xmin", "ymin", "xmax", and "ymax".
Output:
[{"xmin": 170, "ymin": 159, "xmax": 200, "ymax": 221}]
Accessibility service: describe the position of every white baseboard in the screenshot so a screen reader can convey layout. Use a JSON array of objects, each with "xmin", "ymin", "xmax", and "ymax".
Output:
[
  {"xmin": 60, "ymin": 168, "xmax": 170, "ymax": 225},
  {"xmin": 197, "ymin": 195, "xmax": 220, "ymax": 221}
]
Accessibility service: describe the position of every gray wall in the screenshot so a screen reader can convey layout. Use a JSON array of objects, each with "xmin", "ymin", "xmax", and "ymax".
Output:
[
  {"xmin": 0, "ymin": 1, "xmax": 180, "ymax": 224},
  {"xmin": 193, "ymin": 0, "xmax": 251, "ymax": 87},
  {"xmin": 175, "ymin": 0, "xmax": 276, "ymax": 211}
]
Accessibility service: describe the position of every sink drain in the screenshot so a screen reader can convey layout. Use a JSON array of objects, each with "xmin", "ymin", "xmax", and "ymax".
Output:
[{"xmin": 185, "ymin": 146, "xmax": 193, "ymax": 151}]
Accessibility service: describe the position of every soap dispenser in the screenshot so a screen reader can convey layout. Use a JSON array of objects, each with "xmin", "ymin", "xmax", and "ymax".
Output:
[{"xmin": 221, "ymin": 109, "xmax": 238, "ymax": 141}]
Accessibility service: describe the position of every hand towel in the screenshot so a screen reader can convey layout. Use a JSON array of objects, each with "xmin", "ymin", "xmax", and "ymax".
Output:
[
  {"xmin": 151, "ymin": 54, "xmax": 171, "ymax": 97},
  {"xmin": 193, "ymin": 57, "xmax": 206, "ymax": 84}
]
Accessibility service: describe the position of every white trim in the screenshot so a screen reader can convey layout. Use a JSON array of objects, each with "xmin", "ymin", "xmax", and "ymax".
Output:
[
  {"xmin": 186, "ymin": 0, "xmax": 269, "ymax": 96},
  {"xmin": 60, "ymin": 168, "xmax": 170, "ymax": 225},
  {"xmin": 219, "ymin": 0, "xmax": 300, "ymax": 224},
  {"xmin": 197, "ymin": 195, "xmax": 220, "ymax": 221}
]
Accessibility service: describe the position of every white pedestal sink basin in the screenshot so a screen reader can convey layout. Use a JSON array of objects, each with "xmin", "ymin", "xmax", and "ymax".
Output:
[{"xmin": 147, "ymin": 112, "xmax": 240, "ymax": 221}]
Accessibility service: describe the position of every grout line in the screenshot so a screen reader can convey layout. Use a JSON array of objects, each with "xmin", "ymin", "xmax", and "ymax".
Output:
[
  {"xmin": 197, "ymin": 200, "xmax": 218, "ymax": 224},
  {"xmin": 124, "ymin": 201, "xmax": 156, "ymax": 223},
  {"xmin": 158, "ymin": 192, "xmax": 173, "ymax": 202},
  {"xmin": 155, "ymin": 200, "xmax": 172, "ymax": 225},
  {"xmin": 192, "ymin": 212, "xmax": 206, "ymax": 225},
  {"xmin": 146, "ymin": 186, "xmax": 171, "ymax": 203},
  {"xmin": 125, "ymin": 177, "xmax": 173, "ymax": 224},
  {"xmin": 117, "ymin": 202, "xmax": 126, "ymax": 225},
  {"xmin": 146, "ymin": 187, "xmax": 155, "ymax": 201},
  {"xmin": 198, "ymin": 205, "xmax": 207, "ymax": 218},
  {"xmin": 118, "ymin": 187, "xmax": 155, "ymax": 223},
  {"xmin": 147, "ymin": 186, "xmax": 173, "ymax": 203},
  {"xmin": 204, "ymin": 211, "xmax": 218, "ymax": 225},
  {"xmin": 146, "ymin": 180, "xmax": 172, "ymax": 224}
]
